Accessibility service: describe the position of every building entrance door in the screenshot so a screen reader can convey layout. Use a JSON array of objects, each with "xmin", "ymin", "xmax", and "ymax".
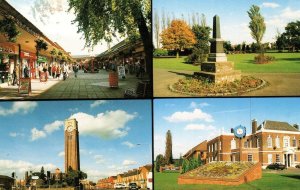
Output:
[{"xmin": 284, "ymin": 154, "xmax": 291, "ymax": 167}]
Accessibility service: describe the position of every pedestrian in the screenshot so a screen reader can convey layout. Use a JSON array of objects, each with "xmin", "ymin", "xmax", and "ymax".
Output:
[
  {"xmin": 74, "ymin": 64, "xmax": 79, "ymax": 78},
  {"xmin": 24, "ymin": 65, "xmax": 29, "ymax": 78},
  {"xmin": 12, "ymin": 67, "xmax": 17, "ymax": 85},
  {"xmin": 52, "ymin": 64, "xmax": 56, "ymax": 78},
  {"xmin": 56, "ymin": 65, "xmax": 61, "ymax": 79}
]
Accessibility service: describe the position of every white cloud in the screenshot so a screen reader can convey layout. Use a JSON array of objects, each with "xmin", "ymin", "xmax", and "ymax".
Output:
[
  {"xmin": 58, "ymin": 151, "xmax": 65, "ymax": 157},
  {"xmin": 0, "ymin": 159, "xmax": 57, "ymax": 177},
  {"xmin": 30, "ymin": 128, "xmax": 46, "ymax": 141},
  {"xmin": 184, "ymin": 124, "xmax": 215, "ymax": 131},
  {"xmin": 122, "ymin": 141, "xmax": 136, "ymax": 148},
  {"xmin": 122, "ymin": 160, "xmax": 137, "ymax": 166},
  {"xmin": 189, "ymin": 102, "xmax": 209, "ymax": 109},
  {"xmin": 0, "ymin": 102, "xmax": 38, "ymax": 116},
  {"xmin": 44, "ymin": 120, "xmax": 64, "ymax": 134},
  {"xmin": 281, "ymin": 7, "xmax": 300, "ymax": 20},
  {"xmin": 164, "ymin": 109, "xmax": 213, "ymax": 123},
  {"xmin": 70, "ymin": 110, "xmax": 137, "ymax": 139},
  {"xmin": 261, "ymin": 2, "xmax": 280, "ymax": 8},
  {"xmin": 90, "ymin": 100, "xmax": 108, "ymax": 108},
  {"xmin": 94, "ymin": 155, "xmax": 105, "ymax": 164},
  {"xmin": 9, "ymin": 132, "xmax": 24, "ymax": 137}
]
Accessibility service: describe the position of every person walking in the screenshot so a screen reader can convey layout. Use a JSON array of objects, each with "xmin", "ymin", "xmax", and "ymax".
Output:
[
  {"xmin": 24, "ymin": 65, "xmax": 29, "ymax": 78},
  {"xmin": 52, "ymin": 64, "xmax": 56, "ymax": 78},
  {"xmin": 74, "ymin": 64, "xmax": 79, "ymax": 78}
]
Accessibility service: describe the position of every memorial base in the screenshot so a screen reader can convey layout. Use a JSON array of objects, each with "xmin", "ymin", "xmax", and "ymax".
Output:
[{"xmin": 194, "ymin": 61, "xmax": 241, "ymax": 83}]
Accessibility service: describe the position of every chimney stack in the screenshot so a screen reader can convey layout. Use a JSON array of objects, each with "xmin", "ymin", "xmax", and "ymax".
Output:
[
  {"xmin": 293, "ymin": 124, "xmax": 299, "ymax": 130},
  {"xmin": 252, "ymin": 119, "xmax": 257, "ymax": 134}
]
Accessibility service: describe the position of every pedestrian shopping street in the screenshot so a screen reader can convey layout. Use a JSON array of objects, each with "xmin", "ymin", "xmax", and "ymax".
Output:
[{"xmin": 0, "ymin": 69, "xmax": 143, "ymax": 99}]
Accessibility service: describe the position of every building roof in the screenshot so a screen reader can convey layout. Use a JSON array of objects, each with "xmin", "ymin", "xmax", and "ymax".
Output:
[
  {"xmin": 183, "ymin": 140, "xmax": 207, "ymax": 158},
  {"xmin": 257, "ymin": 120, "xmax": 298, "ymax": 132}
]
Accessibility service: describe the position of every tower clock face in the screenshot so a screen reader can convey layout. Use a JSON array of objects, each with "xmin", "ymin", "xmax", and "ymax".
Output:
[{"xmin": 67, "ymin": 125, "xmax": 73, "ymax": 132}]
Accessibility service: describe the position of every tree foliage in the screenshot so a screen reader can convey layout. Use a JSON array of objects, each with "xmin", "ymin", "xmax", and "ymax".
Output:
[
  {"xmin": 66, "ymin": 166, "xmax": 87, "ymax": 187},
  {"xmin": 160, "ymin": 20, "xmax": 196, "ymax": 58},
  {"xmin": 155, "ymin": 154, "xmax": 165, "ymax": 172},
  {"xmin": 247, "ymin": 5, "xmax": 266, "ymax": 53},
  {"xmin": 35, "ymin": 39, "xmax": 48, "ymax": 59},
  {"xmin": 164, "ymin": 130, "xmax": 173, "ymax": 165},
  {"xmin": 181, "ymin": 157, "xmax": 202, "ymax": 174},
  {"xmin": 67, "ymin": 0, "xmax": 152, "ymax": 77},
  {"xmin": 0, "ymin": 17, "xmax": 21, "ymax": 42},
  {"xmin": 186, "ymin": 16, "xmax": 211, "ymax": 63},
  {"xmin": 276, "ymin": 21, "xmax": 300, "ymax": 52}
]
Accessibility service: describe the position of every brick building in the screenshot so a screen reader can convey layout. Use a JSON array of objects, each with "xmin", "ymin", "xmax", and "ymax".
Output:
[{"xmin": 185, "ymin": 120, "xmax": 300, "ymax": 168}]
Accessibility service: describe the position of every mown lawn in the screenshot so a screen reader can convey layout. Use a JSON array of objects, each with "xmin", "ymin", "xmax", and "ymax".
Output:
[
  {"xmin": 153, "ymin": 53, "xmax": 300, "ymax": 73},
  {"xmin": 154, "ymin": 171, "xmax": 300, "ymax": 190}
]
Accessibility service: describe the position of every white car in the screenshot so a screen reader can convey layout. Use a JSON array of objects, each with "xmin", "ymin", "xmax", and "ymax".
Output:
[
  {"xmin": 147, "ymin": 172, "xmax": 153, "ymax": 190},
  {"xmin": 114, "ymin": 183, "xmax": 126, "ymax": 189}
]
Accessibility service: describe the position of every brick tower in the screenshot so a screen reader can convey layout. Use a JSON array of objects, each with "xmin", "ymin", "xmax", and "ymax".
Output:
[{"xmin": 65, "ymin": 118, "xmax": 80, "ymax": 173}]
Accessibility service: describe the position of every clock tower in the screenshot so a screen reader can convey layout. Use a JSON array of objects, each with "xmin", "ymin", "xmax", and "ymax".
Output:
[{"xmin": 64, "ymin": 118, "xmax": 80, "ymax": 173}]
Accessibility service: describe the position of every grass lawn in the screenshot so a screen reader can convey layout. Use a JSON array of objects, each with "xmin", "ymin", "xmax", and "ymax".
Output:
[
  {"xmin": 153, "ymin": 53, "xmax": 300, "ymax": 73},
  {"xmin": 154, "ymin": 170, "xmax": 300, "ymax": 190}
]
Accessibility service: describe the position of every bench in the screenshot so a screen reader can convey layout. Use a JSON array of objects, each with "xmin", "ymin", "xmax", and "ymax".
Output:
[{"xmin": 124, "ymin": 80, "xmax": 152, "ymax": 98}]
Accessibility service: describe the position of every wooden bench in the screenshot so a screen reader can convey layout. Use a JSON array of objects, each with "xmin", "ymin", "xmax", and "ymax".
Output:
[{"xmin": 124, "ymin": 80, "xmax": 152, "ymax": 98}]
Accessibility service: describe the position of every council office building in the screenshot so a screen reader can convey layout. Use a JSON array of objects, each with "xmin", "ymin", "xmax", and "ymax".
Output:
[{"xmin": 184, "ymin": 120, "xmax": 300, "ymax": 168}]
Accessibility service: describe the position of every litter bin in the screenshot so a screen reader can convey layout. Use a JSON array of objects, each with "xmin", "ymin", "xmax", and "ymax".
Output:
[{"xmin": 109, "ymin": 71, "xmax": 118, "ymax": 88}]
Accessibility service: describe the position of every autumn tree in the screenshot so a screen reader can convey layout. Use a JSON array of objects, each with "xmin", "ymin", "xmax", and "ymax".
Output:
[
  {"xmin": 164, "ymin": 130, "xmax": 173, "ymax": 165},
  {"xmin": 68, "ymin": 0, "xmax": 152, "ymax": 79},
  {"xmin": 247, "ymin": 5, "xmax": 266, "ymax": 54},
  {"xmin": 161, "ymin": 20, "xmax": 196, "ymax": 58}
]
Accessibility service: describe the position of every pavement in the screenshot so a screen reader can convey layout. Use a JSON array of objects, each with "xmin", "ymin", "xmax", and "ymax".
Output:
[
  {"xmin": 154, "ymin": 68, "xmax": 300, "ymax": 97},
  {"xmin": 0, "ymin": 70, "xmax": 143, "ymax": 100}
]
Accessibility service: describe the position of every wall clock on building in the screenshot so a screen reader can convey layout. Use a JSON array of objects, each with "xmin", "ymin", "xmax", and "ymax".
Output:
[
  {"xmin": 67, "ymin": 125, "xmax": 74, "ymax": 132},
  {"xmin": 233, "ymin": 125, "xmax": 246, "ymax": 139}
]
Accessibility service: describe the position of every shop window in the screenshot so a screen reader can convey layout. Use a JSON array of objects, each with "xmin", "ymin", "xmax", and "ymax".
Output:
[
  {"xmin": 248, "ymin": 154, "xmax": 253, "ymax": 162},
  {"xmin": 276, "ymin": 154, "xmax": 280, "ymax": 163}
]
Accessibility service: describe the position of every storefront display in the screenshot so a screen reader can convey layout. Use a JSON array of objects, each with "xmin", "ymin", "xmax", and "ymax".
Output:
[{"xmin": 20, "ymin": 51, "xmax": 37, "ymax": 79}]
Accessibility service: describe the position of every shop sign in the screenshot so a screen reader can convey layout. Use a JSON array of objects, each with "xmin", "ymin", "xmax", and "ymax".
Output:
[
  {"xmin": 18, "ymin": 78, "xmax": 31, "ymax": 95},
  {"xmin": 0, "ymin": 43, "xmax": 16, "ymax": 54},
  {"xmin": 118, "ymin": 66, "xmax": 126, "ymax": 79},
  {"xmin": 20, "ymin": 51, "xmax": 37, "ymax": 59}
]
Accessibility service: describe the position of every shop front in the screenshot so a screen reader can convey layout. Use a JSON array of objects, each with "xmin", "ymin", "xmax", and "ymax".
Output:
[
  {"xmin": 0, "ymin": 42, "xmax": 19, "ymax": 83},
  {"xmin": 20, "ymin": 51, "xmax": 37, "ymax": 79}
]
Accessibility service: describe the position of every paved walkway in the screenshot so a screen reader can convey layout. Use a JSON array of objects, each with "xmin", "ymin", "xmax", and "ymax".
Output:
[
  {"xmin": 0, "ymin": 70, "xmax": 142, "ymax": 99},
  {"xmin": 154, "ymin": 68, "xmax": 300, "ymax": 97}
]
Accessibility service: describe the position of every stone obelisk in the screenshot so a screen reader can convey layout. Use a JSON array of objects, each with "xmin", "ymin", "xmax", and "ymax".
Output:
[{"xmin": 194, "ymin": 15, "xmax": 241, "ymax": 83}]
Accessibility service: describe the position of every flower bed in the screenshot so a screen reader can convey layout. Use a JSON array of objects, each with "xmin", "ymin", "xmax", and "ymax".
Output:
[
  {"xmin": 170, "ymin": 75, "xmax": 266, "ymax": 96},
  {"xmin": 178, "ymin": 161, "xmax": 262, "ymax": 186}
]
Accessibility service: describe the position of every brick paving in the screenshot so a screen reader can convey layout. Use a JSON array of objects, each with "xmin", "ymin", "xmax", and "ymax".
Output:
[{"xmin": 0, "ymin": 70, "xmax": 142, "ymax": 100}]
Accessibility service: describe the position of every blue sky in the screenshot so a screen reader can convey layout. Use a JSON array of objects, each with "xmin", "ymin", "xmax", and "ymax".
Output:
[
  {"xmin": 154, "ymin": 98, "xmax": 300, "ymax": 158},
  {"xmin": 0, "ymin": 100, "xmax": 152, "ymax": 182},
  {"xmin": 7, "ymin": 0, "xmax": 124, "ymax": 55},
  {"xmin": 153, "ymin": 0, "xmax": 300, "ymax": 46}
]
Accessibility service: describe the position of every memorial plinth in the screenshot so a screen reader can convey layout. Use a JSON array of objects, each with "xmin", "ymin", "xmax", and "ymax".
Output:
[{"xmin": 194, "ymin": 15, "xmax": 241, "ymax": 83}]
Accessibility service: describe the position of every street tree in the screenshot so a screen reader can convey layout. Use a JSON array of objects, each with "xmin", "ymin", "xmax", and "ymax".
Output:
[
  {"xmin": 247, "ymin": 5, "xmax": 266, "ymax": 54},
  {"xmin": 50, "ymin": 48, "xmax": 57, "ymax": 63},
  {"xmin": 67, "ymin": 0, "xmax": 152, "ymax": 79},
  {"xmin": 164, "ymin": 130, "xmax": 173, "ymax": 165},
  {"xmin": 65, "ymin": 166, "xmax": 87, "ymax": 187},
  {"xmin": 160, "ymin": 20, "xmax": 196, "ymax": 58}
]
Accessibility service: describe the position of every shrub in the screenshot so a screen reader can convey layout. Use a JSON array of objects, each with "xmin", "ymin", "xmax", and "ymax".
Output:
[
  {"xmin": 181, "ymin": 157, "xmax": 202, "ymax": 174},
  {"xmin": 153, "ymin": 49, "xmax": 168, "ymax": 57},
  {"xmin": 254, "ymin": 54, "xmax": 275, "ymax": 64}
]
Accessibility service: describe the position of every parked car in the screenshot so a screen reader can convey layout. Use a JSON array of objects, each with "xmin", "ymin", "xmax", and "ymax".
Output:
[
  {"xmin": 266, "ymin": 163, "xmax": 286, "ymax": 170},
  {"xmin": 114, "ymin": 183, "xmax": 126, "ymax": 189},
  {"xmin": 147, "ymin": 172, "xmax": 153, "ymax": 190},
  {"xmin": 296, "ymin": 164, "xmax": 300, "ymax": 168},
  {"xmin": 128, "ymin": 182, "xmax": 138, "ymax": 190}
]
